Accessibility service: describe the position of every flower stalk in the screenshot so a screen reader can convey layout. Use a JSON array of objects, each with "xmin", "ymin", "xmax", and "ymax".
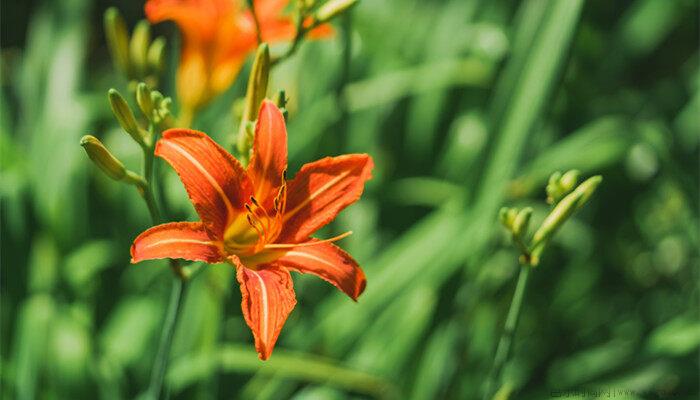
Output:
[
  {"xmin": 237, "ymin": 43, "xmax": 270, "ymax": 164},
  {"xmin": 484, "ymin": 171, "xmax": 602, "ymax": 399},
  {"xmin": 270, "ymin": 0, "xmax": 358, "ymax": 66}
]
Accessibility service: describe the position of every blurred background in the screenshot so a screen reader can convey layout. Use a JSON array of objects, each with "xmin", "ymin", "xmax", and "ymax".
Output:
[{"xmin": 1, "ymin": 0, "xmax": 699, "ymax": 398}]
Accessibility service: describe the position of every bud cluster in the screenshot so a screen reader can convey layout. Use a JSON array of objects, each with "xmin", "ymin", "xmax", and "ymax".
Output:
[
  {"xmin": 500, "ymin": 170, "xmax": 602, "ymax": 266},
  {"xmin": 104, "ymin": 7, "xmax": 165, "ymax": 88}
]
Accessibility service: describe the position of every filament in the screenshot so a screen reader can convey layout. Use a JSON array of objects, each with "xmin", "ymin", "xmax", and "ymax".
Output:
[{"xmin": 263, "ymin": 231, "xmax": 353, "ymax": 249}]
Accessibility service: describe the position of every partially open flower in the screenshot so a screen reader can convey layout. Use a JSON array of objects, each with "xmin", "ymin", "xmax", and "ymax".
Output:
[
  {"xmin": 145, "ymin": 0, "xmax": 332, "ymax": 116},
  {"xmin": 131, "ymin": 100, "xmax": 372, "ymax": 359}
]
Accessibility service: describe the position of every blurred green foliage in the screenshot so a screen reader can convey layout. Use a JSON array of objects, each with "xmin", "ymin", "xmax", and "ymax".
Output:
[{"xmin": 1, "ymin": 0, "xmax": 698, "ymax": 399}]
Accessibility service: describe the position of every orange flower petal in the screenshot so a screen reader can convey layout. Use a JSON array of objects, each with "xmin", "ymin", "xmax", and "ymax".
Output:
[
  {"xmin": 156, "ymin": 129, "xmax": 253, "ymax": 238},
  {"xmin": 234, "ymin": 258, "xmax": 297, "ymax": 360},
  {"xmin": 176, "ymin": 48, "xmax": 211, "ymax": 112},
  {"xmin": 307, "ymin": 22, "xmax": 334, "ymax": 39},
  {"xmin": 247, "ymin": 100, "xmax": 288, "ymax": 204},
  {"xmin": 279, "ymin": 154, "xmax": 373, "ymax": 242},
  {"xmin": 276, "ymin": 241, "xmax": 366, "ymax": 300},
  {"xmin": 255, "ymin": 0, "xmax": 289, "ymax": 18},
  {"xmin": 209, "ymin": 56, "xmax": 247, "ymax": 96},
  {"xmin": 131, "ymin": 222, "xmax": 224, "ymax": 263},
  {"xmin": 145, "ymin": 0, "xmax": 230, "ymax": 41}
]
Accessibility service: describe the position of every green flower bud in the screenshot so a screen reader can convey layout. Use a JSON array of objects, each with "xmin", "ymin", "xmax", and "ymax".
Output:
[
  {"xmin": 136, "ymin": 83, "xmax": 154, "ymax": 119},
  {"xmin": 574, "ymin": 175, "xmax": 602, "ymax": 210},
  {"xmin": 108, "ymin": 89, "xmax": 145, "ymax": 146},
  {"xmin": 559, "ymin": 170, "xmax": 580, "ymax": 193},
  {"xmin": 245, "ymin": 43, "xmax": 270, "ymax": 121},
  {"xmin": 532, "ymin": 175, "xmax": 602, "ymax": 249},
  {"xmin": 315, "ymin": 0, "xmax": 358, "ymax": 22},
  {"xmin": 148, "ymin": 36, "xmax": 166, "ymax": 75},
  {"xmin": 238, "ymin": 43, "xmax": 270, "ymax": 159},
  {"xmin": 499, "ymin": 207, "xmax": 517, "ymax": 229},
  {"xmin": 80, "ymin": 135, "xmax": 126, "ymax": 181},
  {"xmin": 512, "ymin": 207, "xmax": 533, "ymax": 237},
  {"xmin": 130, "ymin": 20, "xmax": 151, "ymax": 76},
  {"xmin": 104, "ymin": 8, "xmax": 130, "ymax": 77}
]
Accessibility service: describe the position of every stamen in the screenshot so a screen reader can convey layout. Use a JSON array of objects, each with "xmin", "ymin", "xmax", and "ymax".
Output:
[
  {"xmin": 246, "ymin": 214, "xmax": 265, "ymax": 241},
  {"xmin": 263, "ymin": 231, "xmax": 353, "ymax": 249}
]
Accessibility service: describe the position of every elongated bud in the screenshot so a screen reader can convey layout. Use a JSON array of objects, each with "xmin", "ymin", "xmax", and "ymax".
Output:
[
  {"xmin": 512, "ymin": 207, "xmax": 532, "ymax": 237},
  {"xmin": 136, "ymin": 83, "xmax": 154, "ymax": 118},
  {"xmin": 237, "ymin": 43, "xmax": 270, "ymax": 160},
  {"xmin": 148, "ymin": 36, "xmax": 166, "ymax": 75},
  {"xmin": 130, "ymin": 20, "xmax": 151, "ymax": 76},
  {"xmin": 560, "ymin": 170, "xmax": 580, "ymax": 193},
  {"xmin": 532, "ymin": 175, "xmax": 602, "ymax": 249},
  {"xmin": 499, "ymin": 207, "xmax": 517, "ymax": 229},
  {"xmin": 104, "ymin": 8, "xmax": 130, "ymax": 76},
  {"xmin": 547, "ymin": 169, "xmax": 581, "ymax": 205},
  {"xmin": 574, "ymin": 175, "xmax": 602, "ymax": 210},
  {"xmin": 108, "ymin": 89, "xmax": 145, "ymax": 146},
  {"xmin": 243, "ymin": 43, "xmax": 270, "ymax": 122},
  {"xmin": 546, "ymin": 171, "xmax": 562, "ymax": 204},
  {"xmin": 315, "ymin": 0, "xmax": 358, "ymax": 22},
  {"xmin": 80, "ymin": 135, "xmax": 126, "ymax": 180}
]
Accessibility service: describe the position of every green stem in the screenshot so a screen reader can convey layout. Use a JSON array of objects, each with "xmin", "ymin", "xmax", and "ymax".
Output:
[
  {"xmin": 146, "ymin": 276, "xmax": 186, "ymax": 400},
  {"xmin": 483, "ymin": 265, "xmax": 530, "ymax": 400},
  {"xmin": 135, "ymin": 131, "xmax": 188, "ymax": 399},
  {"xmin": 248, "ymin": 0, "xmax": 263, "ymax": 44},
  {"xmin": 270, "ymin": 6, "xmax": 307, "ymax": 66},
  {"xmin": 141, "ymin": 149, "xmax": 161, "ymax": 224}
]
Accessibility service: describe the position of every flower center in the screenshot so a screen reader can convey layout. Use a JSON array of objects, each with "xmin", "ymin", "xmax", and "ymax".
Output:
[{"xmin": 223, "ymin": 182, "xmax": 288, "ymax": 257}]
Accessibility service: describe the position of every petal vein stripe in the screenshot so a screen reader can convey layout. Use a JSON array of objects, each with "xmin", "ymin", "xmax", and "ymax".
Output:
[
  {"xmin": 143, "ymin": 238, "xmax": 213, "ymax": 248},
  {"xmin": 162, "ymin": 140, "xmax": 235, "ymax": 215},
  {"xmin": 283, "ymin": 170, "xmax": 352, "ymax": 222},
  {"xmin": 284, "ymin": 250, "xmax": 337, "ymax": 271},
  {"xmin": 252, "ymin": 270, "xmax": 270, "ymax": 344}
]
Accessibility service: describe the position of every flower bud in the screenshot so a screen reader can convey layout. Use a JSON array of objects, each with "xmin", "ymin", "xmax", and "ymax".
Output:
[
  {"xmin": 547, "ymin": 169, "xmax": 582, "ymax": 205},
  {"xmin": 130, "ymin": 20, "xmax": 151, "ymax": 76},
  {"xmin": 512, "ymin": 207, "xmax": 532, "ymax": 237},
  {"xmin": 560, "ymin": 170, "xmax": 580, "ymax": 193},
  {"xmin": 532, "ymin": 175, "xmax": 602, "ymax": 249},
  {"xmin": 136, "ymin": 83, "xmax": 154, "ymax": 119},
  {"xmin": 104, "ymin": 8, "xmax": 130, "ymax": 77},
  {"xmin": 148, "ymin": 36, "xmax": 166, "ymax": 75},
  {"xmin": 238, "ymin": 43, "xmax": 270, "ymax": 159},
  {"xmin": 546, "ymin": 171, "xmax": 562, "ymax": 204},
  {"xmin": 244, "ymin": 43, "xmax": 270, "ymax": 122},
  {"xmin": 80, "ymin": 135, "xmax": 126, "ymax": 181},
  {"xmin": 315, "ymin": 0, "xmax": 358, "ymax": 22},
  {"xmin": 499, "ymin": 207, "xmax": 517, "ymax": 229},
  {"xmin": 574, "ymin": 175, "xmax": 602, "ymax": 210},
  {"xmin": 108, "ymin": 89, "xmax": 145, "ymax": 146}
]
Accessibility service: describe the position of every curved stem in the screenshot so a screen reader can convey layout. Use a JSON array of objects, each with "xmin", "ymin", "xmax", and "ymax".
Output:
[
  {"xmin": 140, "ymin": 148, "xmax": 161, "ymax": 225},
  {"xmin": 146, "ymin": 277, "xmax": 186, "ymax": 400},
  {"xmin": 483, "ymin": 266, "xmax": 530, "ymax": 400},
  {"xmin": 134, "ymin": 130, "xmax": 188, "ymax": 399},
  {"xmin": 248, "ymin": 0, "xmax": 263, "ymax": 44},
  {"xmin": 270, "ymin": 7, "xmax": 307, "ymax": 66}
]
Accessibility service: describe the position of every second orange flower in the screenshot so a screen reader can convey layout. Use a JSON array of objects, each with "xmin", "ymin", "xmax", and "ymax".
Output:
[{"xmin": 145, "ymin": 0, "xmax": 332, "ymax": 117}]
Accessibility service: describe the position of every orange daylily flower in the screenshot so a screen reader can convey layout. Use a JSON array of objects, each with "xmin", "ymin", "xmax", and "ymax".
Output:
[
  {"xmin": 145, "ymin": 0, "xmax": 332, "ymax": 114},
  {"xmin": 131, "ymin": 100, "xmax": 372, "ymax": 360}
]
